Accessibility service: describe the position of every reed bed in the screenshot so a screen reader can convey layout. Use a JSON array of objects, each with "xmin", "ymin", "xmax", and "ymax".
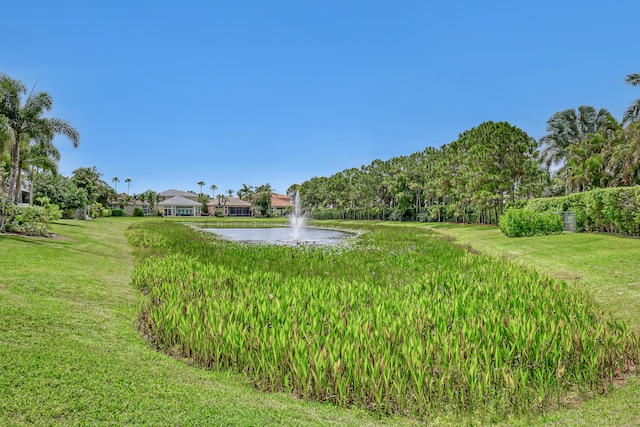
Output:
[{"xmin": 128, "ymin": 221, "xmax": 638, "ymax": 417}]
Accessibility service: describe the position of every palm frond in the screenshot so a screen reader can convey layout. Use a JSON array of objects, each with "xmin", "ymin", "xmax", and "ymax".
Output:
[
  {"xmin": 623, "ymin": 99, "xmax": 640, "ymax": 125},
  {"xmin": 625, "ymin": 73, "xmax": 640, "ymax": 86}
]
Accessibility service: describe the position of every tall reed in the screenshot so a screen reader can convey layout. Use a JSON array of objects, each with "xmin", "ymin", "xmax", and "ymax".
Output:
[{"xmin": 129, "ymin": 221, "xmax": 638, "ymax": 416}]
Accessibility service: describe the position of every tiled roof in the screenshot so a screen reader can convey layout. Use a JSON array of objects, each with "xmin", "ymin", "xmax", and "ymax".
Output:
[
  {"xmin": 157, "ymin": 196, "xmax": 201, "ymax": 206},
  {"xmin": 271, "ymin": 193, "xmax": 293, "ymax": 208},
  {"xmin": 208, "ymin": 197, "xmax": 252, "ymax": 208}
]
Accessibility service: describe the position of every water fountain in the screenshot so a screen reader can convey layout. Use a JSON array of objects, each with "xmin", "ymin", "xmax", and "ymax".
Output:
[
  {"xmin": 288, "ymin": 191, "xmax": 306, "ymax": 241},
  {"xmin": 199, "ymin": 191, "xmax": 353, "ymax": 245}
]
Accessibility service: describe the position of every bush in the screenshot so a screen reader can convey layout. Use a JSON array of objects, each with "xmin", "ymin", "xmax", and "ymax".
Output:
[
  {"xmin": 133, "ymin": 207, "xmax": 144, "ymax": 217},
  {"xmin": 499, "ymin": 209, "xmax": 563, "ymax": 237},
  {"xmin": 524, "ymin": 186, "xmax": 640, "ymax": 235},
  {"xmin": 89, "ymin": 202, "xmax": 105, "ymax": 219},
  {"xmin": 62, "ymin": 208, "xmax": 76, "ymax": 219},
  {"xmin": 3, "ymin": 197, "xmax": 62, "ymax": 237},
  {"xmin": 111, "ymin": 208, "xmax": 125, "ymax": 217}
]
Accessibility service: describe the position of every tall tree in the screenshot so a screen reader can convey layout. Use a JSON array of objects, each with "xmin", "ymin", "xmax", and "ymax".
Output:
[
  {"xmin": 112, "ymin": 176, "xmax": 119, "ymax": 193},
  {"xmin": 237, "ymin": 183, "xmax": 253, "ymax": 200},
  {"xmin": 125, "ymin": 178, "xmax": 132, "ymax": 195},
  {"xmin": 209, "ymin": 183, "xmax": 217, "ymax": 198},
  {"xmin": 197, "ymin": 181, "xmax": 205, "ymax": 195},
  {"xmin": 73, "ymin": 166, "xmax": 113, "ymax": 205},
  {"xmin": 18, "ymin": 135, "xmax": 60, "ymax": 204},
  {"xmin": 623, "ymin": 73, "xmax": 640, "ymax": 124},
  {"xmin": 0, "ymin": 74, "xmax": 79, "ymax": 204},
  {"xmin": 540, "ymin": 106, "xmax": 612, "ymax": 171},
  {"xmin": 253, "ymin": 183, "xmax": 273, "ymax": 216}
]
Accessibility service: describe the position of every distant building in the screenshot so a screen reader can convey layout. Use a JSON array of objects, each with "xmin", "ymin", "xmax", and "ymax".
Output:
[
  {"xmin": 208, "ymin": 197, "xmax": 255, "ymax": 217},
  {"xmin": 157, "ymin": 189, "xmax": 201, "ymax": 216},
  {"xmin": 270, "ymin": 193, "xmax": 293, "ymax": 215}
]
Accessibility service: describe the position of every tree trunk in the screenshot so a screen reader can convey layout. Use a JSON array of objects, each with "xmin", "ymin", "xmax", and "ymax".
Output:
[{"xmin": 6, "ymin": 133, "xmax": 21, "ymax": 203}]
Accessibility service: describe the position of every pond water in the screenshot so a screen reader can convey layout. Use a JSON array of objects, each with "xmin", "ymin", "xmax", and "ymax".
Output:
[{"xmin": 201, "ymin": 227, "xmax": 352, "ymax": 246}]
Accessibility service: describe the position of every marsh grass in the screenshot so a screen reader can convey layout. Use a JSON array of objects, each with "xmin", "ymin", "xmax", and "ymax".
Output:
[
  {"xmin": 130, "ymin": 220, "xmax": 639, "ymax": 418},
  {"xmin": 426, "ymin": 223, "xmax": 640, "ymax": 332}
]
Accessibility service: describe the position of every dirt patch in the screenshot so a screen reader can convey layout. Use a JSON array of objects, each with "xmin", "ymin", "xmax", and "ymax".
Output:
[{"xmin": 551, "ymin": 271, "xmax": 582, "ymax": 282}]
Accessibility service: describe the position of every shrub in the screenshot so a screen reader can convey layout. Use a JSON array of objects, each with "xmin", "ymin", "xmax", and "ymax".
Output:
[
  {"xmin": 133, "ymin": 207, "xmax": 144, "ymax": 217},
  {"xmin": 62, "ymin": 208, "xmax": 76, "ymax": 219},
  {"xmin": 3, "ymin": 197, "xmax": 62, "ymax": 236},
  {"xmin": 89, "ymin": 202, "xmax": 105, "ymax": 219},
  {"xmin": 499, "ymin": 209, "xmax": 563, "ymax": 237},
  {"xmin": 111, "ymin": 208, "xmax": 125, "ymax": 217}
]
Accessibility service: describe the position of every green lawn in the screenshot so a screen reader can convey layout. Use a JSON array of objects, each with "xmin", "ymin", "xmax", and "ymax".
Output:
[{"xmin": 1, "ymin": 218, "xmax": 639, "ymax": 426}]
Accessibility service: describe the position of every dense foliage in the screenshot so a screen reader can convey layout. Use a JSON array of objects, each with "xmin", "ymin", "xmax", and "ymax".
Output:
[
  {"xmin": 0, "ymin": 73, "xmax": 79, "ymax": 231},
  {"xmin": 295, "ymin": 121, "xmax": 545, "ymax": 224},
  {"xmin": 1, "ymin": 196, "xmax": 61, "ymax": 236},
  {"xmin": 129, "ymin": 221, "xmax": 638, "ymax": 417},
  {"xmin": 523, "ymin": 186, "xmax": 640, "ymax": 235},
  {"xmin": 499, "ymin": 209, "xmax": 563, "ymax": 237}
]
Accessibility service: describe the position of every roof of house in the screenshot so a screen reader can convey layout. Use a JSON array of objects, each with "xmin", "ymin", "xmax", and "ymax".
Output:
[
  {"xmin": 208, "ymin": 197, "xmax": 252, "ymax": 208},
  {"xmin": 159, "ymin": 189, "xmax": 197, "ymax": 198},
  {"xmin": 108, "ymin": 196, "xmax": 149, "ymax": 206},
  {"xmin": 271, "ymin": 193, "xmax": 293, "ymax": 208},
  {"xmin": 157, "ymin": 196, "xmax": 201, "ymax": 206}
]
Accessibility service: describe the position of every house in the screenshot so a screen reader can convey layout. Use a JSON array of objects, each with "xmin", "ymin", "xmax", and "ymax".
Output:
[
  {"xmin": 108, "ymin": 195, "xmax": 151, "ymax": 216},
  {"xmin": 208, "ymin": 197, "xmax": 255, "ymax": 217},
  {"xmin": 122, "ymin": 199, "xmax": 151, "ymax": 216},
  {"xmin": 157, "ymin": 189, "xmax": 202, "ymax": 216},
  {"xmin": 270, "ymin": 193, "xmax": 293, "ymax": 215}
]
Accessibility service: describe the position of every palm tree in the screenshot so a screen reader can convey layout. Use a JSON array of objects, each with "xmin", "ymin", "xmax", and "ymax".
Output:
[
  {"xmin": 197, "ymin": 181, "xmax": 206, "ymax": 195},
  {"xmin": 0, "ymin": 73, "xmax": 79, "ymax": 204},
  {"xmin": 112, "ymin": 176, "xmax": 120, "ymax": 193},
  {"xmin": 216, "ymin": 193, "xmax": 228, "ymax": 208},
  {"xmin": 209, "ymin": 183, "xmax": 217, "ymax": 198},
  {"xmin": 623, "ymin": 73, "xmax": 640, "ymax": 124},
  {"xmin": 540, "ymin": 105, "xmax": 612, "ymax": 171},
  {"xmin": 237, "ymin": 183, "xmax": 253, "ymax": 200},
  {"xmin": 226, "ymin": 189, "xmax": 233, "ymax": 197},
  {"xmin": 18, "ymin": 135, "xmax": 60, "ymax": 204},
  {"xmin": 253, "ymin": 183, "xmax": 273, "ymax": 216},
  {"xmin": 125, "ymin": 178, "xmax": 132, "ymax": 195},
  {"xmin": 604, "ymin": 120, "xmax": 640, "ymax": 186}
]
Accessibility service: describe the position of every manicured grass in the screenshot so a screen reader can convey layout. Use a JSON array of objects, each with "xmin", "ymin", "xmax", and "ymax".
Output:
[{"xmin": 2, "ymin": 217, "xmax": 639, "ymax": 426}]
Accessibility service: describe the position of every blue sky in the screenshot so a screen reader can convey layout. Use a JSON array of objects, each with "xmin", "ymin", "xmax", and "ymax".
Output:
[{"xmin": 3, "ymin": 1, "xmax": 639, "ymax": 196}]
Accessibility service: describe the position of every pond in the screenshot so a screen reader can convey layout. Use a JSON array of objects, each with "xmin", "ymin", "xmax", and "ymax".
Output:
[{"xmin": 200, "ymin": 226, "xmax": 353, "ymax": 246}]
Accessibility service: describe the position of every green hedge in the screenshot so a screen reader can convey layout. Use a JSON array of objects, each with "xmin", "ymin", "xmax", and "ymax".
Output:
[
  {"xmin": 499, "ymin": 209, "xmax": 563, "ymax": 237},
  {"xmin": 524, "ymin": 186, "xmax": 640, "ymax": 235}
]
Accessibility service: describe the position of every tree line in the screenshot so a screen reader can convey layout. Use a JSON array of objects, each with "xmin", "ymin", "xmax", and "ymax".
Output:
[
  {"xmin": 3, "ymin": 71, "xmax": 639, "ymax": 229},
  {"xmin": 292, "ymin": 74, "xmax": 640, "ymax": 223}
]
